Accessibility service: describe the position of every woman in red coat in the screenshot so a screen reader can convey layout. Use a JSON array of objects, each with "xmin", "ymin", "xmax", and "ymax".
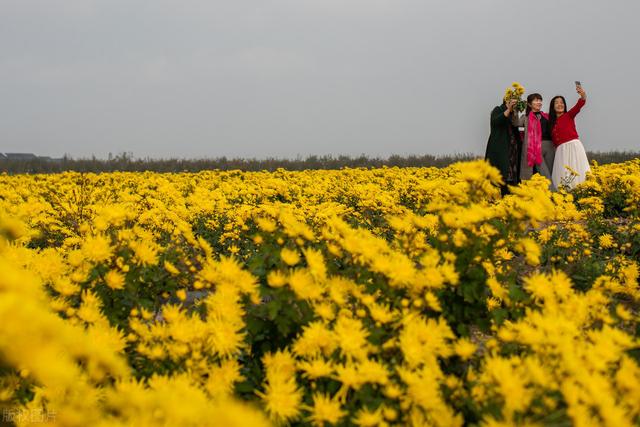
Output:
[{"xmin": 549, "ymin": 84, "xmax": 589, "ymax": 189}]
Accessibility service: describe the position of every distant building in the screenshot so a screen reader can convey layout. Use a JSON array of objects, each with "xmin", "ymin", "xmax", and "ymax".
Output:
[
  {"xmin": 0, "ymin": 153, "xmax": 63, "ymax": 162},
  {"xmin": 3, "ymin": 153, "xmax": 38, "ymax": 160}
]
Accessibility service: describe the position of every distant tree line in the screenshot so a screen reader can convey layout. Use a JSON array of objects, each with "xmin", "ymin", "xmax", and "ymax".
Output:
[{"xmin": 0, "ymin": 151, "xmax": 638, "ymax": 175}]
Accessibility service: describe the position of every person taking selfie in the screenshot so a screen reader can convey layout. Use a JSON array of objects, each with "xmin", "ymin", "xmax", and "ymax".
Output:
[{"xmin": 549, "ymin": 83, "xmax": 589, "ymax": 189}]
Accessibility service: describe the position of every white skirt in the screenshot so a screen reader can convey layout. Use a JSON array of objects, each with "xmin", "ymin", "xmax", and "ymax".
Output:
[{"xmin": 551, "ymin": 139, "xmax": 590, "ymax": 190}]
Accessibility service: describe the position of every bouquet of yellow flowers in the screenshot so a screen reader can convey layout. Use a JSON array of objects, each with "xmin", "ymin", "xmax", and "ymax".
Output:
[{"xmin": 504, "ymin": 81, "xmax": 526, "ymax": 112}]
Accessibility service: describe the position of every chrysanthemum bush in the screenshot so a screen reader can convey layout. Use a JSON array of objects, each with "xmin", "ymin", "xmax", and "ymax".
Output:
[{"xmin": 0, "ymin": 158, "xmax": 639, "ymax": 426}]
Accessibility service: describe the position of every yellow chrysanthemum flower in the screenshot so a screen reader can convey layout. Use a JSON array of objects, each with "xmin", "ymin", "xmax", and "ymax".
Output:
[{"xmin": 104, "ymin": 270, "xmax": 126, "ymax": 290}]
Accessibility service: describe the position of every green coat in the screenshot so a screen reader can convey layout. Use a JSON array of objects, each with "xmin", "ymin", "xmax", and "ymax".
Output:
[{"xmin": 485, "ymin": 104, "xmax": 522, "ymax": 184}]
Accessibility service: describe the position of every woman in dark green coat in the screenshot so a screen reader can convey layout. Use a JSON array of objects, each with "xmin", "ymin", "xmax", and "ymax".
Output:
[{"xmin": 485, "ymin": 97, "xmax": 522, "ymax": 195}]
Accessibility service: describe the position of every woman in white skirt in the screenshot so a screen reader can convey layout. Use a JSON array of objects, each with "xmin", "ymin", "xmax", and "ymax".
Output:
[{"xmin": 549, "ymin": 84, "xmax": 589, "ymax": 190}]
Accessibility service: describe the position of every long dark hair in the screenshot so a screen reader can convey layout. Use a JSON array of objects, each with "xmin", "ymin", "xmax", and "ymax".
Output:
[
  {"xmin": 525, "ymin": 93, "xmax": 543, "ymax": 115},
  {"xmin": 548, "ymin": 95, "xmax": 567, "ymax": 130}
]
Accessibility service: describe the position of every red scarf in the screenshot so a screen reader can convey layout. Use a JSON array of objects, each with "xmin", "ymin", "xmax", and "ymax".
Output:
[{"xmin": 527, "ymin": 111, "xmax": 549, "ymax": 167}]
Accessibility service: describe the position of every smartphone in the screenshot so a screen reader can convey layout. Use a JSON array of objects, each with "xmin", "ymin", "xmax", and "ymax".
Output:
[{"xmin": 575, "ymin": 80, "xmax": 582, "ymax": 86}]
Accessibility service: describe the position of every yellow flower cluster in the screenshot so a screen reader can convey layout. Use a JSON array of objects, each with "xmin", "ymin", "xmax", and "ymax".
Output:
[
  {"xmin": 0, "ymin": 158, "xmax": 639, "ymax": 426},
  {"xmin": 504, "ymin": 81, "xmax": 526, "ymax": 102}
]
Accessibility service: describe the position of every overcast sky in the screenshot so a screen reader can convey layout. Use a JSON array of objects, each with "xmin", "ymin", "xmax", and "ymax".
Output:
[{"xmin": 1, "ymin": 0, "xmax": 638, "ymax": 159}]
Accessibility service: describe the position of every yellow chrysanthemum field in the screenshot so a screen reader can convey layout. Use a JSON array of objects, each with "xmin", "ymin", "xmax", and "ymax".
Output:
[{"xmin": 1, "ymin": 158, "xmax": 639, "ymax": 426}]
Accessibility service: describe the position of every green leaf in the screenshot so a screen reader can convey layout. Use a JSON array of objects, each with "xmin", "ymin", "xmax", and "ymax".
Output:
[{"xmin": 267, "ymin": 299, "xmax": 281, "ymax": 320}]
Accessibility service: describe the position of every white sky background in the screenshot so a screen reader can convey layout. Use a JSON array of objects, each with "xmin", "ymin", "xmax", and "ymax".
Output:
[{"xmin": 1, "ymin": 0, "xmax": 638, "ymax": 159}]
